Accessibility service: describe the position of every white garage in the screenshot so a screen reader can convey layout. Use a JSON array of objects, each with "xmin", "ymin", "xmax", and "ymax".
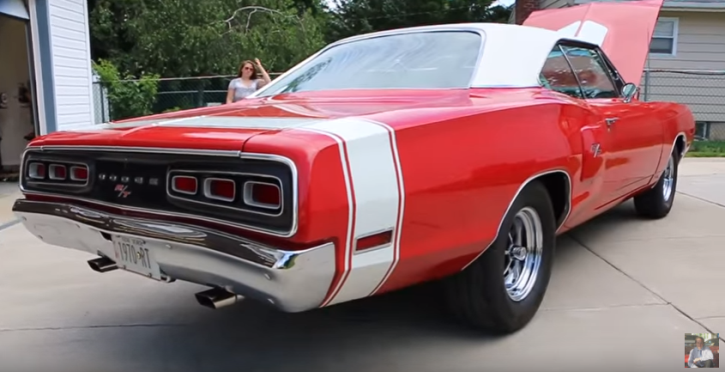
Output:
[{"xmin": 0, "ymin": 0, "xmax": 95, "ymax": 181}]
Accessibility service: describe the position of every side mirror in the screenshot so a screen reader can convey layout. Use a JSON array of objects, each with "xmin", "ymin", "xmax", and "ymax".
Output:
[{"xmin": 622, "ymin": 83, "xmax": 638, "ymax": 103}]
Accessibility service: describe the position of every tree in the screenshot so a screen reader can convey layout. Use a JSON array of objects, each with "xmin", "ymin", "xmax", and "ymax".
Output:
[
  {"xmin": 93, "ymin": 59, "xmax": 159, "ymax": 120},
  {"xmin": 89, "ymin": 0, "xmax": 327, "ymax": 77},
  {"xmin": 324, "ymin": 0, "xmax": 511, "ymax": 42}
]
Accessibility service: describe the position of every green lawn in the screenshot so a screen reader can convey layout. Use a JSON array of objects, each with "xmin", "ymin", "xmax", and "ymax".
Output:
[{"xmin": 686, "ymin": 141, "xmax": 725, "ymax": 158}]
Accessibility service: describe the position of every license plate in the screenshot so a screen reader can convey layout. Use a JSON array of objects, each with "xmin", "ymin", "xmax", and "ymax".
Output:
[{"xmin": 111, "ymin": 235, "xmax": 162, "ymax": 280}]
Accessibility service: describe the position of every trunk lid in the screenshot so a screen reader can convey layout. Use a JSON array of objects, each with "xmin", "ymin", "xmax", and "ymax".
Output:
[
  {"xmin": 523, "ymin": 0, "xmax": 664, "ymax": 86},
  {"xmin": 33, "ymin": 89, "xmax": 474, "ymax": 149}
]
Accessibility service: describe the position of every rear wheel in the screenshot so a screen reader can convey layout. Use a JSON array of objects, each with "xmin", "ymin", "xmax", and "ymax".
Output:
[
  {"xmin": 633, "ymin": 149, "xmax": 679, "ymax": 219},
  {"xmin": 444, "ymin": 181, "xmax": 556, "ymax": 333}
]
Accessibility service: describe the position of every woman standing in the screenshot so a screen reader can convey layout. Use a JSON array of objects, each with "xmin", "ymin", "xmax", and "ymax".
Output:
[{"xmin": 226, "ymin": 58, "xmax": 272, "ymax": 104}]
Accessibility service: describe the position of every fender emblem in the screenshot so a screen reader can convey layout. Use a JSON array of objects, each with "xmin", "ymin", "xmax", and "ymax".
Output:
[
  {"xmin": 115, "ymin": 184, "xmax": 132, "ymax": 198},
  {"xmin": 591, "ymin": 143, "xmax": 601, "ymax": 157}
]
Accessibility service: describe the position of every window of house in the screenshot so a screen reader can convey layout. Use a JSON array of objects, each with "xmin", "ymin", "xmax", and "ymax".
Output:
[{"xmin": 650, "ymin": 18, "xmax": 678, "ymax": 55}]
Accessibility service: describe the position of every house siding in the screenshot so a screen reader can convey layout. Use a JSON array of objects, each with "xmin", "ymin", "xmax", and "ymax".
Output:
[
  {"xmin": 48, "ymin": 0, "xmax": 95, "ymax": 131},
  {"xmin": 642, "ymin": 11, "xmax": 725, "ymax": 131}
]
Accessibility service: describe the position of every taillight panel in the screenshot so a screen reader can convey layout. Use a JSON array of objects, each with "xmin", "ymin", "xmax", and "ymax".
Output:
[
  {"xmin": 20, "ymin": 148, "xmax": 297, "ymax": 237},
  {"xmin": 23, "ymin": 157, "xmax": 90, "ymax": 191},
  {"xmin": 166, "ymin": 170, "xmax": 284, "ymax": 217}
]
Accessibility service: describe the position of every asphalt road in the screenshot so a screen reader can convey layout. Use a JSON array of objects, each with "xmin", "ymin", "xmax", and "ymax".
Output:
[{"xmin": 0, "ymin": 159, "xmax": 723, "ymax": 372}]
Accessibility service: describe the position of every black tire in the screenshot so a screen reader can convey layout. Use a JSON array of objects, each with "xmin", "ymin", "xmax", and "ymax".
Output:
[
  {"xmin": 633, "ymin": 149, "xmax": 679, "ymax": 219},
  {"xmin": 444, "ymin": 180, "xmax": 556, "ymax": 334}
]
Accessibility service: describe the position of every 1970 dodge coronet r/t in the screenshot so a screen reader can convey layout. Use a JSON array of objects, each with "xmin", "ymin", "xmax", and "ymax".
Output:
[{"xmin": 13, "ymin": 0, "xmax": 694, "ymax": 333}]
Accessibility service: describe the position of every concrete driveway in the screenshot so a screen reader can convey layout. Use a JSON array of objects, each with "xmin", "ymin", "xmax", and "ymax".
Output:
[{"xmin": 0, "ymin": 158, "xmax": 722, "ymax": 372}]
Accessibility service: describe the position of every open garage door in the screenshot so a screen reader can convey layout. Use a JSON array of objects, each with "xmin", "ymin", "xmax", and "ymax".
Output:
[{"xmin": 0, "ymin": 0, "xmax": 36, "ymax": 181}]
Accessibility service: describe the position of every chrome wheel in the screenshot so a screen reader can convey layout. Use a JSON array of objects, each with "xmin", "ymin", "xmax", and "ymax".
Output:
[
  {"xmin": 504, "ymin": 207, "xmax": 544, "ymax": 302},
  {"xmin": 662, "ymin": 155, "xmax": 675, "ymax": 201}
]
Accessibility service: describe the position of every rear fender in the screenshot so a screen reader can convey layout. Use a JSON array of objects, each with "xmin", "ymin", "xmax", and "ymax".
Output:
[
  {"xmin": 371, "ymin": 102, "xmax": 579, "ymax": 293},
  {"xmin": 647, "ymin": 102, "xmax": 695, "ymax": 185}
]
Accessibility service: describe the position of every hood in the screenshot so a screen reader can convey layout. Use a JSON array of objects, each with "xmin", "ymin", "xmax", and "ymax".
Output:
[
  {"xmin": 32, "ymin": 89, "xmax": 474, "ymax": 149},
  {"xmin": 523, "ymin": 0, "xmax": 664, "ymax": 86}
]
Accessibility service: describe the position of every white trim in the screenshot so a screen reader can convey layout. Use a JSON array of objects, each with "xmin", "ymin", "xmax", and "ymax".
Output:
[
  {"xmin": 81, "ymin": 0, "xmax": 97, "ymax": 129},
  {"xmin": 27, "ymin": 0, "xmax": 47, "ymax": 135},
  {"xmin": 649, "ymin": 17, "xmax": 679, "ymax": 57}
]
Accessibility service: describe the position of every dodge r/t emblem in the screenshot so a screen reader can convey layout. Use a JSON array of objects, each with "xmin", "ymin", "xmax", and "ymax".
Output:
[
  {"xmin": 115, "ymin": 184, "xmax": 131, "ymax": 198},
  {"xmin": 591, "ymin": 143, "xmax": 601, "ymax": 158}
]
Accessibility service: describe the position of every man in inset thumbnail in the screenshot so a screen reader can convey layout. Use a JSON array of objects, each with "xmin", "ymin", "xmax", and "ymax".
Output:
[{"xmin": 689, "ymin": 336, "xmax": 715, "ymax": 368}]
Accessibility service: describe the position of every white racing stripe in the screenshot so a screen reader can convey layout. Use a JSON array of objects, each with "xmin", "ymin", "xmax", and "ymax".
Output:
[
  {"xmin": 557, "ymin": 20, "xmax": 609, "ymax": 46},
  {"xmin": 297, "ymin": 118, "xmax": 404, "ymax": 306}
]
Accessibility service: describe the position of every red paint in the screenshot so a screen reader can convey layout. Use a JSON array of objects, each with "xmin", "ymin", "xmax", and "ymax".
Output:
[{"xmin": 23, "ymin": 86, "xmax": 695, "ymax": 300}]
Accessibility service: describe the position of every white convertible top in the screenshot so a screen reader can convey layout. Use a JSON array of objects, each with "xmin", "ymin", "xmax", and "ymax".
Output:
[{"xmin": 249, "ymin": 22, "xmax": 596, "ymax": 97}]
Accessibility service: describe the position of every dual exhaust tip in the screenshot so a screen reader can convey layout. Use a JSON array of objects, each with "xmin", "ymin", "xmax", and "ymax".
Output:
[{"xmin": 87, "ymin": 257, "xmax": 243, "ymax": 309}]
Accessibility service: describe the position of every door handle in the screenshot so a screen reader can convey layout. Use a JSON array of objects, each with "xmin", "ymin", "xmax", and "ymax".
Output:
[{"xmin": 605, "ymin": 117, "xmax": 619, "ymax": 129}]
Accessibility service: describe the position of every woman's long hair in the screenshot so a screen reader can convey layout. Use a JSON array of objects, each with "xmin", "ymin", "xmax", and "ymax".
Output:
[{"xmin": 237, "ymin": 60, "xmax": 259, "ymax": 79}]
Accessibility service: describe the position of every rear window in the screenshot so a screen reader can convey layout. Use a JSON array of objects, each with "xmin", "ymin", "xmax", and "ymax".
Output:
[{"xmin": 255, "ymin": 31, "xmax": 482, "ymax": 96}]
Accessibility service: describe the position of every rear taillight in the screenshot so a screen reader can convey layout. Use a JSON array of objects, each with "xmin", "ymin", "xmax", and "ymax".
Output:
[
  {"xmin": 167, "ymin": 170, "xmax": 284, "ymax": 215},
  {"xmin": 171, "ymin": 175, "xmax": 198, "ymax": 195},
  {"xmin": 243, "ymin": 181, "xmax": 281, "ymax": 209},
  {"xmin": 70, "ymin": 165, "xmax": 89, "ymax": 182},
  {"xmin": 49, "ymin": 164, "xmax": 67, "ymax": 180},
  {"xmin": 204, "ymin": 178, "xmax": 236, "ymax": 202},
  {"xmin": 26, "ymin": 161, "xmax": 89, "ymax": 186},
  {"xmin": 27, "ymin": 162, "xmax": 46, "ymax": 180}
]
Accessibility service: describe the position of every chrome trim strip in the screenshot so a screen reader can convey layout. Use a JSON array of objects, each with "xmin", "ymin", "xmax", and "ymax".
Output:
[
  {"xmin": 12, "ymin": 199, "xmax": 335, "ymax": 312},
  {"xmin": 242, "ymin": 180, "xmax": 283, "ymax": 213},
  {"xmin": 460, "ymin": 169, "xmax": 573, "ymax": 271},
  {"xmin": 19, "ymin": 146, "xmax": 300, "ymax": 238},
  {"xmin": 167, "ymin": 170, "xmax": 285, "ymax": 218},
  {"xmin": 35, "ymin": 145, "xmax": 242, "ymax": 157},
  {"xmin": 674, "ymin": 131, "xmax": 687, "ymax": 160},
  {"xmin": 649, "ymin": 131, "xmax": 687, "ymax": 189},
  {"xmin": 202, "ymin": 177, "xmax": 236, "ymax": 202}
]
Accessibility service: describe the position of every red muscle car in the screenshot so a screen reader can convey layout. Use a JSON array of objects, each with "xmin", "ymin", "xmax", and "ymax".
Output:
[{"xmin": 13, "ymin": 0, "xmax": 694, "ymax": 333}]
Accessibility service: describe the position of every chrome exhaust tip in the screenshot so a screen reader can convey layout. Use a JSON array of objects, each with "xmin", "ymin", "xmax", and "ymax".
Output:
[
  {"xmin": 88, "ymin": 256, "xmax": 118, "ymax": 273},
  {"xmin": 195, "ymin": 288, "xmax": 244, "ymax": 309}
]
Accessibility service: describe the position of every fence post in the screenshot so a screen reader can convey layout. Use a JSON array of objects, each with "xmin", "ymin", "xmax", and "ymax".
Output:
[
  {"xmin": 643, "ymin": 69, "xmax": 649, "ymax": 101},
  {"xmin": 100, "ymin": 83, "xmax": 106, "ymax": 123}
]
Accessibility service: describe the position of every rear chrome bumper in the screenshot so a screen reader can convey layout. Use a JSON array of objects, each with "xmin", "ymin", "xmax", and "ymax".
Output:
[{"xmin": 12, "ymin": 199, "xmax": 336, "ymax": 312}]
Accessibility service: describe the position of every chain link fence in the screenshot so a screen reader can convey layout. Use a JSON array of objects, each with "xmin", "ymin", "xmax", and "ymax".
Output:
[
  {"xmin": 92, "ymin": 73, "xmax": 282, "ymax": 124},
  {"xmin": 641, "ymin": 69, "xmax": 725, "ymax": 156},
  {"xmin": 93, "ymin": 68, "xmax": 725, "ymax": 155}
]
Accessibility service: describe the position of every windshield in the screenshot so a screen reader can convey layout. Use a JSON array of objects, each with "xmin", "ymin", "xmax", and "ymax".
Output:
[{"xmin": 254, "ymin": 31, "xmax": 482, "ymax": 97}]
